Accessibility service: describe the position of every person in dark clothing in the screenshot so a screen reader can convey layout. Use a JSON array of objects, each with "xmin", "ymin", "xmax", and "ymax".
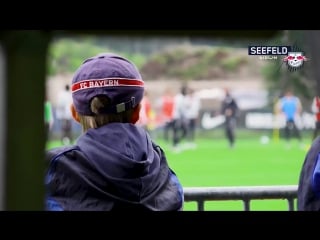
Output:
[
  {"xmin": 220, "ymin": 88, "xmax": 239, "ymax": 148},
  {"xmin": 45, "ymin": 53, "xmax": 184, "ymax": 211},
  {"xmin": 297, "ymin": 136, "xmax": 320, "ymax": 210}
]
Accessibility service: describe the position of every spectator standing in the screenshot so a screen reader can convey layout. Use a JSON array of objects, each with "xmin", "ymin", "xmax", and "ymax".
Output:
[{"xmin": 297, "ymin": 136, "xmax": 320, "ymax": 210}]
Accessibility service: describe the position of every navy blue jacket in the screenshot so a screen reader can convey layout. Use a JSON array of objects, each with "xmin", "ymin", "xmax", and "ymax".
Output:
[
  {"xmin": 297, "ymin": 136, "xmax": 320, "ymax": 210},
  {"xmin": 45, "ymin": 123, "xmax": 184, "ymax": 211}
]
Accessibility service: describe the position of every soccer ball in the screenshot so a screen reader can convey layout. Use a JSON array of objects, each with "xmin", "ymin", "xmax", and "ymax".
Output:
[{"xmin": 260, "ymin": 135, "xmax": 270, "ymax": 144}]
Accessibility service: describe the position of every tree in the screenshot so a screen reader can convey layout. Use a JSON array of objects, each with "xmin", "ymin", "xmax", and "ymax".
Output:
[
  {"xmin": 261, "ymin": 30, "xmax": 314, "ymax": 106},
  {"xmin": 305, "ymin": 31, "xmax": 320, "ymax": 97}
]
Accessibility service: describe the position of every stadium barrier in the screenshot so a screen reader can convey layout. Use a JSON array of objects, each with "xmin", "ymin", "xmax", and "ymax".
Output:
[{"xmin": 183, "ymin": 185, "xmax": 298, "ymax": 211}]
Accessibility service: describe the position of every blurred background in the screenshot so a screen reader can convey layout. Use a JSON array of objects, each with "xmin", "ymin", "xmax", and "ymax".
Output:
[
  {"xmin": 1, "ymin": 30, "xmax": 320, "ymax": 210},
  {"xmin": 46, "ymin": 30, "xmax": 317, "ymax": 142}
]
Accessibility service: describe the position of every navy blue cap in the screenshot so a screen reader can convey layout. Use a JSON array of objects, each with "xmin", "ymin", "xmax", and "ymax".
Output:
[{"xmin": 71, "ymin": 53, "xmax": 144, "ymax": 116}]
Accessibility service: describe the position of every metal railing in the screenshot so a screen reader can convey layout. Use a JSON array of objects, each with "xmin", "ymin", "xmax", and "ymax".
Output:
[{"xmin": 183, "ymin": 185, "xmax": 298, "ymax": 211}]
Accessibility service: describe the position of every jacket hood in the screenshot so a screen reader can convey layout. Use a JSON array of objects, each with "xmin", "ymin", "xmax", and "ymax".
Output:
[{"xmin": 76, "ymin": 123, "xmax": 166, "ymax": 203}]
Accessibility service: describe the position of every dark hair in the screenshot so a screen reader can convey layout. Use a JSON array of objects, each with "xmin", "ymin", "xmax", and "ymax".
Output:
[{"xmin": 181, "ymin": 85, "xmax": 188, "ymax": 95}]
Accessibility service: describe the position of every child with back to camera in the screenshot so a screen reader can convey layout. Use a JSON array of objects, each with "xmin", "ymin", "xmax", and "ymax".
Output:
[{"xmin": 45, "ymin": 53, "xmax": 184, "ymax": 211}]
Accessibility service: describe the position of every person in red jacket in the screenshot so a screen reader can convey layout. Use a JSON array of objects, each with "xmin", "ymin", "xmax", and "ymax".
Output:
[
  {"xmin": 159, "ymin": 88, "xmax": 175, "ymax": 142},
  {"xmin": 311, "ymin": 96, "xmax": 320, "ymax": 140},
  {"xmin": 136, "ymin": 90, "xmax": 153, "ymax": 131}
]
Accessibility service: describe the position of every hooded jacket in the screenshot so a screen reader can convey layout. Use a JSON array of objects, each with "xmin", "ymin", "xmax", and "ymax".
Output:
[
  {"xmin": 45, "ymin": 123, "xmax": 184, "ymax": 211},
  {"xmin": 297, "ymin": 136, "xmax": 320, "ymax": 210}
]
